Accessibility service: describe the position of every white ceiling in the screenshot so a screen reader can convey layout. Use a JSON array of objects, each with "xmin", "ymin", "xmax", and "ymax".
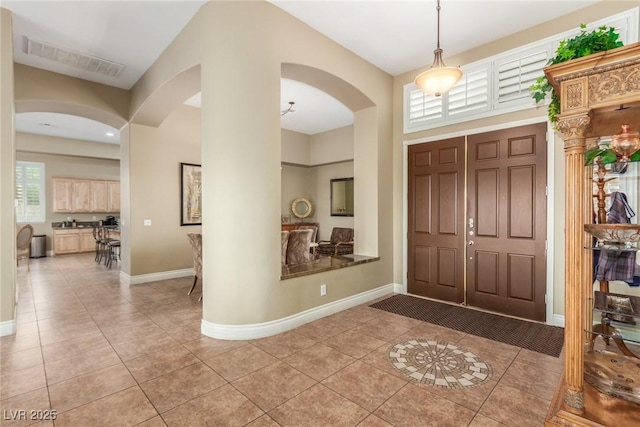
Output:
[{"xmin": 4, "ymin": 0, "xmax": 602, "ymax": 142}]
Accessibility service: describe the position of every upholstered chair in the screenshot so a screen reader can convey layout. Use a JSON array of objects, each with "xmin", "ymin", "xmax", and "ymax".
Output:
[
  {"xmin": 316, "ymin": 227, "xmax": 354, "ymax": 256},
  {"xmin": 281, "ymin": 230, "xmax": 290, "ymax": 265},
  {"xmin": 16, "ymin": 224, "xmax": 34, "ymax": 270},
  {"xmin": 297, "ymin": 224, "xmax": 318, "ymax": 242},
  {"xmin": 187, "ymin": 233, "xmax": 203, "ymax": 302},
  {"xmin": 286, "ymin": 229, "xmax": 314, "ymax": 265},
  {"xmin": 296, "ymin": 224, "xmax": 318, "ymax": 256}
]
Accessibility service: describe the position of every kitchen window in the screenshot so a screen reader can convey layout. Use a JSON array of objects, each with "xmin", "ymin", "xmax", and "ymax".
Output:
[{"xmin": 15, "ymin": 161, "xmax": 45, "ymax": 223}]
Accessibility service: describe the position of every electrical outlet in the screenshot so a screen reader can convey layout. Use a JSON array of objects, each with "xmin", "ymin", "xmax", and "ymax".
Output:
[
  {"xmin": 320, "ymin": 284, "xmax": 326, "ymax": 296},
  {"xmin": 144, "ymin": 219, "xmax": 152, "ymax": 226}
]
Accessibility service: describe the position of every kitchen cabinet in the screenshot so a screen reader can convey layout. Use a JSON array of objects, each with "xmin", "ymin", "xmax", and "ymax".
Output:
[
  {"xmin": 107, "ymin": 181, "xmax": 120, "ymax": 212},
  {"xmin": 79, "ymin": 229, "xmax": 95, "ymax": 252},
  {"xmin": 90, "ymin": 180, "xmax": 108, "ymax": 212},
  {"xmin": 53, "ymin": 228, "xmax": 96, "ymax": 255},
  {"xmin": 53, "ymin": 177, "xmax": 120, "ymax": 213},
  {"xmin": 52, "ymin": 178, "xmax": 73, "ymax": 212},
  {"xmin": 53, "ymin": 229, "xmax": 81, "ymax": 254},
  {"xmin": 544, "ymin": 42, "xmax": 640, "ymax": 426},
  {"xmin": 72, "ymin": 180, "xmax": 91, "ymax": 212}
]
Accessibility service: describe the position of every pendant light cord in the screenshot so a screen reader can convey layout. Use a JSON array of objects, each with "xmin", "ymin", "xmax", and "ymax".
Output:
[{"xmin": 436, "ymin": 0, "xmax": 441, "ymax": 50}]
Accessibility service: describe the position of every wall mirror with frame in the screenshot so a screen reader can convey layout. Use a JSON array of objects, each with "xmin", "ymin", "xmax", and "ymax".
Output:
[{"xmin": 331, "ymin": 177, "xmax": 354, "ymax": 217}]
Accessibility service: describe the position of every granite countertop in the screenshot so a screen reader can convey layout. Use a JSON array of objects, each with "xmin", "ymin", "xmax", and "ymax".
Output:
[
  {"xmin": 281, "ymin": 254, "xmax": 380, "ymax": 280},
  {"xmin": 52, "ymin": 221, "xmax": 119, "ymax": 230}
]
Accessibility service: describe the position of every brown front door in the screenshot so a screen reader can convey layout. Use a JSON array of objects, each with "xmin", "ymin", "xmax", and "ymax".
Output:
[
  {"xmin": 407, "ymin": 123, "xmax": 547, "ymax": 322},
  {"xmin": 467, "ymin": 123, "xmax": 547, "ymax": 321},
  {"xmin": 408, "ymin": 137, "xmax": 465, "ymax": 303}
]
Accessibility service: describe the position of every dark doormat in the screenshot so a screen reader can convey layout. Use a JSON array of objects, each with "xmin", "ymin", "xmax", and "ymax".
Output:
[{"xmin": 370, "ymin": 294, "xmax": 564, "ymax": 357}]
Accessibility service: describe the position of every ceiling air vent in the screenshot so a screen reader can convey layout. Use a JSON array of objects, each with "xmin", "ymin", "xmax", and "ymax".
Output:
[{"xmin": 24, "ymin": 37, "xmax": 125, "ymax": 78}]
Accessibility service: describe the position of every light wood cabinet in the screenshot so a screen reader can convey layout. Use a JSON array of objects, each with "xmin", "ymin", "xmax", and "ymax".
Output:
[
  {"xmin": 53, "ymin": 228, "xmax": 97, "ymax": 255},
  {"xmin": 544, "ymin": 42, "xmax": 640, "ymax": 426},
  {"xmin": 52, "ymin": 178, "xmax": 73, "ymax": 212},
  {"xmin": 107, "ymin": 181, "xmax": 120, "ymax": 212},
  {"xmin": 90, "ymin": 180, "xmax": 108, "ymax": 212},
  {"xmin": 53, "ymin": 229, "xmax": 81, "ymax": 254},
  {"xmin": 72, "ymin": 180, "xmax": 91, "ymax": 212},
  {"xmin": 79, "ymin": 229, "xmax": 95, "ymax": 252},
  {"xmin": 53, "ymin": 177, "xmax": 120, "ymax": 213}
]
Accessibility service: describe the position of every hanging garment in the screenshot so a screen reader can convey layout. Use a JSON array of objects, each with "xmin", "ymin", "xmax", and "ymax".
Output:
[{"xmin": 595, "ymin": 192, "xmax": 639, "ymax": 285}]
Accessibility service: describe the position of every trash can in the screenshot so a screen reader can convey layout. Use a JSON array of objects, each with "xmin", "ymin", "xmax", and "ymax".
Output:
[{"xmin": 30, "ymin": 235, "xmax": 46, "ymax": 258}]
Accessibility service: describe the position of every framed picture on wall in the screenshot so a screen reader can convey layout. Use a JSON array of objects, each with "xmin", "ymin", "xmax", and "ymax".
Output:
[
  {"xmin": 281, "ymin": 214, "xmax": 291, "ymax": 224},
  {"xmin": 180, "ymin": 162, "xmax": 202, "ymax": 226}
]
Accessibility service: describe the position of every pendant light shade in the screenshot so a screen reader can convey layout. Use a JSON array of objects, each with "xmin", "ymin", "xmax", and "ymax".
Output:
[{"xmin": 414, "ymin": 0, "xmax": 462, "ymax": 97}]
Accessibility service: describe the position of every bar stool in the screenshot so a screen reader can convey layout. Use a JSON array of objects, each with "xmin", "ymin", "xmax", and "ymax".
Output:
[
  {"xmin": 93, "ymin": 226, "xmax": 109, "ymax": 263},
  {"xmin": 104, "ymin": 228, "xmax": 121, "ymax": 269}
]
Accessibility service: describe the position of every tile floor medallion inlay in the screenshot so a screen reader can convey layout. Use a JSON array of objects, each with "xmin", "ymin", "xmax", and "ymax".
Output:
[{"xmin": 387, "ymin": 339, "xmax": 492, "ymax": 388}]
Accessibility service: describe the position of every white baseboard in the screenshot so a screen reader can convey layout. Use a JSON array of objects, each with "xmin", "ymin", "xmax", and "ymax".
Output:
[
  {"xmin": 393, "ymin": 282, "xmax": 406, "ymax": 294},
  {"xmin": 0, "ymin": 320, "xmax": 16, "ymax": 337},
  {"xmin": 120, "ymin": 268, "xmax": 192, "ymax": 286},
  {"xmin": 201, "ymin": 283, "xmax": 395, "ymax": 340},
  {"xmin": 551, "ymin": 314, "xmax": 565, "ymax": 328}
]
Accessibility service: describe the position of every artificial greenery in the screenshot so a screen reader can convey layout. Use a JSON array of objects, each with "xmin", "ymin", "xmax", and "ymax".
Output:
[
  {"xmin": 584, "ymin": 147, "xmax": 640, "ymax": 166},
  {"xmin": 530, "ymin": 24, "xmax": 624, "ymax": 125}
]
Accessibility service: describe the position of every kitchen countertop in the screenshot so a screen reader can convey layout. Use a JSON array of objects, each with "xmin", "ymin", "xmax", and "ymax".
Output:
[{"xmin": 51, "ymin": 221, "xmax": 119, "ymax": 230}]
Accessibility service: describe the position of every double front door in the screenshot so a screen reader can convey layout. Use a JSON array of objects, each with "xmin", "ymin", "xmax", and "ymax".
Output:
[{"xmin": 407, "ymin": 123, "xmax": 547, "ymax": 321}]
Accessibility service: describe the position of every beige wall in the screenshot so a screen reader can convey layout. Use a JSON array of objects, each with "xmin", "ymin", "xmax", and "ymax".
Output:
[
  {"xmin": 281, "ymin": 161, "xmax": 355, "ymax": 241},
  {"xmin": 17, "ymin": 133, "xmax": 119, "ymax": 160},
  {"xmin": 16, "ymin": 146, "xmax": 120, "ymax": 252},
  {"xmin": 128, "ymin": 105, "xmax": 201, "ymax": 276},
  {"xmin": 14, "ymin": 64, "xmax": 129, "ymax": 129},
  {"xmin": 282, "ymin": 125, "xmax": 355, "ymax": 236},
  {"xmin": 130, "ymin": 0, "xmax": 392, "ymax": 326},
  {"xmin": 311, "ymin": 161, "xmax": 355, "ymax": 241},
  {"xmin": 392, "ymin": 1, "xmax": 640, "ymax": 319},
  {"xmin": 281, "ymin": 129, "xmax": 310, "ymax": 165},
  {"xmin": 310, "ymin": 125, "xmax": 353, "ymax": 164},
  {"xmin": 3, "ymin": 1, "xmax": 633, "ymax": 332},
  {"xmin": 1, "ymin": 7, "xmax": 16, "ymax": 328},
  {"xmin": 281, "ymin": 164, "xmax": 314, "ymax": 221}
]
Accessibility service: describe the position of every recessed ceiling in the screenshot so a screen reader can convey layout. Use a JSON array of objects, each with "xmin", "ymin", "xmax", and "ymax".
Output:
[{"xmin": 15, "ymin": 112, "xmax": 120, "ymax": 144}]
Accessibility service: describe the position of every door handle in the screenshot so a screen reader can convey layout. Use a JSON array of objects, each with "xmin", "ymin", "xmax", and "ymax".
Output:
[
  {"xmin": 468, "ymin": 240, "xmax": 475, "ymax": 246},
  {"xmin": 468, "ymin": 218, "xmax": 474, "ymax": 228}
]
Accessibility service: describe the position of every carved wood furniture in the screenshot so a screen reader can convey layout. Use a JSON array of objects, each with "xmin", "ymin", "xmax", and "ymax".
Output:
[
  {"xmin": 544, "ymin": 42, "xmax": 640, "ymax": 426},
  {"xmin": 281, "ymin": 222, "xmax": 318, "ymax": 236}
]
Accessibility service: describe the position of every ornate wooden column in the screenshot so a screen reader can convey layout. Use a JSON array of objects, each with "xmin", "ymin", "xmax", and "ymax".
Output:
[
  {"xmin": 544, "ymin": 42, "xmax": 640, "ymax": 426},
  {"xmin": 556, "ymin": 113, "xmax": 591, "ymax": 414}
]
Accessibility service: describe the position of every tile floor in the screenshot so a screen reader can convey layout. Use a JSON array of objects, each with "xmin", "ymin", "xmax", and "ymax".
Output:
[{"xmin": 1, "ymin": 254, "xmax": 565, "ymax": 426}]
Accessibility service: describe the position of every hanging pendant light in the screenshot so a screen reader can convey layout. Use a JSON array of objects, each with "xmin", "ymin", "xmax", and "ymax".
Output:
[{"xmin": 414, "ymin": 0, "xmax": 462, "ymax": 97}]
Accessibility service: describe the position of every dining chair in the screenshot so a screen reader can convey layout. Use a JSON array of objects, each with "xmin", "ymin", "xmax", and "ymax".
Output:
[
  {"xmin": 187, "ymin": 233, "xmax": 203, "ymax": 301},
  {"xmin": 316, "ymin": 227, "xmax": 354, "ymax": 256},
  {"xmin": 16, "ymin": 224, "xmax": 35, "ymax": 270},
  {"xmin": 285, "ymin": 229, "xmax": 314, "ymax": 265}
]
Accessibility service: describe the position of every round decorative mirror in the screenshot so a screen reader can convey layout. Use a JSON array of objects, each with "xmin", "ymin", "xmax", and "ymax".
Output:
[{"xmin": 291, "ymin": 197, "xmax": 313, "ymax": 219}]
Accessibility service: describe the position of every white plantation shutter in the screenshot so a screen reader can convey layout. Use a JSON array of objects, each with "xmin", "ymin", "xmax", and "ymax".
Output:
[
  {"xmin": 496, "ymin": 49, "xmax": 549, "ymax": 106},
  {"xmin": 402, "ymin": 8, "xmax": 637, "ymax": 134},
  {"xmin": 406, "ymin": 86, "xmax": 443, "ymax": 130},
  {"xmin": 15, "ymin": 161, "xmax": 45, "ymax": 223},
  {"xmin": 448, "ymin": 66, "xmax": 490, "ymax": 117}
]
